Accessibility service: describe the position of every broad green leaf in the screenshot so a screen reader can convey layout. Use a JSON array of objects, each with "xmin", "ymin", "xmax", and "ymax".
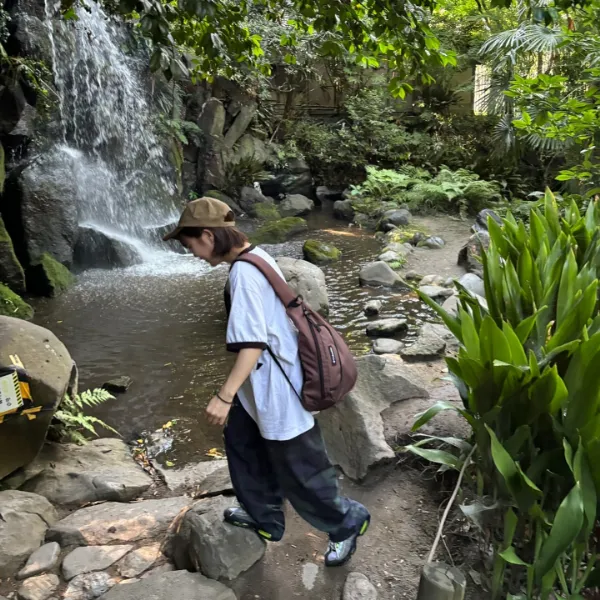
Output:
[
  {"xmin": 502, "ymin": 322, "xmax": 527, "ymax": 366},
  {"xmin": 535, "ymin": 483, "xmax": 584, "ymax": 579},
  {"xmin": 556, "ymin": 249, "xmax": 578, "ymax": 329},
  {"xmin": 573, "ymin": 441, "xmax": 597, "ymax": 538},
  {"xmin": 460, "ymin": 307, "xmax": 480, "ymax": 359},
  {"xmin": 480, "ymin": 316, "xmax": 512, "ymax": 366},
  {"xmin": 404, "ymin": 445, "xmax": 461, "ymax": 470},
  {"xmin": 515, "ymin": 308, "xmax": 545, "ymax": 345},
  {"xmin": 416, "ymin": 289, "xmax": 461, "ymax": 340},
  {"xmin": 500, "ymin": 546, "xmax": 530, "ymax": 566},
  {"xmin": 411, "ymin": 401, "xmax": 471, "ymax": 431}
]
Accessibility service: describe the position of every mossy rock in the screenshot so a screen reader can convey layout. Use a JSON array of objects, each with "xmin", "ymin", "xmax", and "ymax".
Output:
[
  {"xmin": 251, "ymin": 218, "xmax": 308, "ymax": 245},
  {"xmin": 27, "ymin": 253, "xmax": 75, "ymax": 297},
  {"xmin": 388, "ymin": 258, "xmax": 407, "ymax": 271},
  {"xmin": 204, "ymin": 190, "xmax": 243, "ymax": 215},
  {"xmin": 0, "ymin": 216, "xmax": 25, "ymax": 294},
  {"xmin": 386, "ymin": 226, "xmax": 428, "ymax": 246},
  {"xmin": 0, "ymin": 283, "xmax": 33, "ymax": 320},
  {"xmin": 303, "ymin": 240, "xmax": 342, "ymax": 265},
  {"xmin": 251, "ymin": 203, "xmax": 281, "ymax": 221}
]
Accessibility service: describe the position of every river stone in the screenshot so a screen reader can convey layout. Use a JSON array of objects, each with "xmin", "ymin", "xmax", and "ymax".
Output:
[
  {"xmin": 46, "ymin": 497, "xmax": 190, "ymax": 547},
  {"xmin": 418, "ymin": 236, "xmax": 445, "ymax": 249},
  {"xmin": 140, "ymin": 563, "xmax": 175, "ymax": 579},
  {"xmin": 168, "ymin": 496, "xmax": 265, "ymax": 580},
  {"xmin": 73, "ymin": 227, "xmax": 143, "ymax": 270},
  {"xmin": 420, "ymin": 275, "xmax": 446, "ymax": 287},
  {"xmin": 64, "ymin": 572, "xmax": 115, "ymax": 600},
  {"xmin": 373, "ymin": 339, "xmax": 403, "ymax": 355},
  {"xmin": 276, "ymin": 257, "xmax": 329, "ymax": 317},
  {"xmin": 0, "ymin": 491, "xmax": 57, "ymax": 578},
  {"xmin": 97, "ymin": 570, "xmax": 236, "ymax": 600},
  {"xmin": 251, "ymin": 217, "xmax": 308, "ymax": 245},
  {"xmin": 333, "ymin": 199, "xmax": 355, "ymax": 221},
  {"xmin": 458, "ymin": 232, "xmax": 490, "ymax": 277},
  {"xmin": 193, "ymin": 465, "xmax": 233, "ymax": 498},
  {"xmin": 364, "ymin": 300, "xmax": 382, "ymax": 316},
  {"xmin": 343, "ymin": 572, "xmax": 378, "ymax": 600},
  {"xmin": 153, "ymin": 459, "xmax": 228, "ymax": 494},
  {"xmin": 0, "ymin": 317, "xmax": 76, "ymax": 480},
  {"xmin": 359, "ymin": 262, "xmax": 403, "ymax": 288},
  {"xmin": 473, "ymin": 208, "xmax": 503, "ymax": 234},
  {"xmin": 366, "ymin": 319, "xmax": 407, "ymax": 337},
  {"xmin": 441, "ymin": 294, "xmax": 459, "ymax": 316},
  {"xmin": 319, "ymin": 355, "xmax": 429, "ymax": 480},
  {"xmin": 62, "ymin": 545, "xmax": 134, "ymax": 581},
  {"xmin": 378, "ymin": 251, "xmax": 400, "ymax": 263},
  {"xmin": 401, "ymin": 323, "xmax": 449, "ymax": 361},
  {"xmin": 0, "ymin": 215, "xmax": 25, "ymax": 293},
  {"xmin": 17, "ymin": 573, "xmax": 59, "ymax": 600},
  {"xmin": 380, "ymin": 209, "xmax": 411, "ymax": 229},
  {"xmin": 102, "ymin": 376, "xmax": 132, "ymax": 393},
  {"xmin": 302, "ymin": 240, "xmax": 341, "ymax": 265},
  {"xmin": 17, "ymin": 542, "xmax": 61, "ymax": 579},
  {"xmin": 117, "ymin": 543, "xmax": 162, "ymax": 579},
  {"xmin": 15, "ymin": 439, "xmax": 152, "ymax": 507},
  {"xmin": 419, "ymin": 285, "xmax": 454, "ymax": 301},
  {"xmin": 279, "ymin": 194, "xmax": 314, "ymax": 217},
  {"xmin": 458, "ymin": 273, "xmax": 485, "ymax": 297},
  {"xmin": 238, "ymin": 186, "xmax": 267, "ymax": 214},
  {"xmin": 316, "ymin": 186, "xmax": 343, "ymax": 203}
]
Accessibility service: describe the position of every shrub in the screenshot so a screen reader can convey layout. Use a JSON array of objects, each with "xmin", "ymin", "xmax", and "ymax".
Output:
[
  {"xmin": 409, "ymin": 190, "xmax": 600, "ymax": 599},
  {"xmin": 222, "ymin": 156, "xmax": 270, "ymax": 199}
]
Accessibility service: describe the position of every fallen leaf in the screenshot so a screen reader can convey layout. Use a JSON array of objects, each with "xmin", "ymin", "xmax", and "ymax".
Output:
[
  {"xmin": 205, "ymin": 448, "xmax": 224, "ymax": 459},
  {"xmin": 165, "ymin": 460, "xmax": 175, "ymax": 467}
]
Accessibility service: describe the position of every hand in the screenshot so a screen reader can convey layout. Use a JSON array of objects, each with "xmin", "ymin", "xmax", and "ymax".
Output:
[{"xmin": 206, "ymin": 395, "xmax": 232, "ymax": 426}]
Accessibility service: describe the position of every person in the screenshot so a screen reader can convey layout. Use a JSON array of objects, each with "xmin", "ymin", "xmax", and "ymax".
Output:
[{"xmin": 163, "ymin": 197, "xmax": 370, "ymax": 566}]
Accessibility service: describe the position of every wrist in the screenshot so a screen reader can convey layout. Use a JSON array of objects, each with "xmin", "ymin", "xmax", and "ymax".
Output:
[{"xmin": 218, "ymin": 388, "xmax": 235, "ymax": 403}]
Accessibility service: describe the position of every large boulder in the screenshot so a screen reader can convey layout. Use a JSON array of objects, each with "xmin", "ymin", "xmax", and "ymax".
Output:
[
  {"xmin": 473, "ymin": 208, "xmax": 503, "ymax": 234},
  {"xmin": 250, "ymin": 217, "xmax": 307, "ymax": 245},
  {"xmin": 27, "ymin": 252, "xmax": 75, "ymax": 297},
  {"xmin": 0, "ymin": 215, "xmax": 25, "ymax": 293},
  {"xmin": 238, "ymin": 186, "xmax": 268, "ymax": 214},
  {"xmin": 46, "ymin": 497, "xmax": 190, "ymax": 547},
  {"xmin": 458, "ymin": 232, "xmax": 490, "ymax": 277},
  {"xmin": 333, "ymin": 199, "xmax": 355, "ymax": 221},
  {"xmin": 378, "ymin": 209, "xmax": 411, "ymax": 231},
  {"xmin": 401, "ymin": 323, "xmax": 455, "ymax": 361},
  {"xmin": 279, "ymin": 194, "xmax": 314, "ymax": 217},
  {"xmin": 74, "ymin": 227, "xmax": 143, "ymax": 270},
  {"xmin": 203, "ymin": 190, "xmax": 242, "ymax": 215},
  {"xmin": 276, "ymin": 257, "xmax": 329, "ymax": 317},
  {"xmin": 7, "ymin": 439, "xmax": 153, "ymax": 507},
  {"xmin": 15, "ymin": 152, "xmax": 79, "ymax": 266},
  {"xmin": 97, "ymin": 570, "xmax": 236, "ymax": 600},
  {"xmin": 0, "ymin": 317, "xmax": 76, "ymax": 480},
  {"xmin": 229, "ymin": 134, "xmax": 272, "ymax": 165},
  {"xmin": 366, "ymin": 319, "xmax": 407, "ymax": 337},
  {"xmin": 152, "ymin": 459, "xmax": 230, "ymax": 496},
  {"xmin": 318, "ymin": 355, "xmax": 429, "ymax": 480},
  {"xmin": 167, "ymin": 496, "xmax": 265, "ymax": 580},
  {"xmin": 458, "ymin": 272, "xmax": 485, "ymax": 297},
  {"xmin": 196, "ymin": 99, "xmax": 226, "ymax": 192},
  {"xmin": 259, "ymin": 171, "xmax": 313, "ymax": 199},
  {"xmin": 316, "ymin": 186, "xmax": 343, "ymax": 203},
  {"xmin": 302, "ymin": 240, "xmax": 341, "ymax": 265},
  {"xmin": 359, "ymin": 262, "xmax": 403, "ymax": 288},
  {"xmin": 0, "ymin": 490, "xmax": 58, "ymax": 577},
  {"xmin": 223, "ymin": 103, "xmax": 257, "ymax": 150},
  {"xmin": 62, "ymin": 545, "xmax": 134, "ymax": 581}
]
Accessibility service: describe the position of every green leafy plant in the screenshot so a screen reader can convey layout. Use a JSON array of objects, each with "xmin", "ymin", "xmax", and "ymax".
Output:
[
  {"xmin": 51, "ymin": 389, "xmax": 119, "ymax": 445},
  {"xmin": 408, "ymin": 189, "xmax": 600, "ymax": 598},
  {"xmin": 222, "ymin": 156, "xmax": 269, "ymax": 199}
]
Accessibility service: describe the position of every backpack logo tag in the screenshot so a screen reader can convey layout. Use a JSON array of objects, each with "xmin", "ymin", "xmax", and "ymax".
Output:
[{"xmin": 328, "ymin": 346, "xmax": 337, "ymax": 365}]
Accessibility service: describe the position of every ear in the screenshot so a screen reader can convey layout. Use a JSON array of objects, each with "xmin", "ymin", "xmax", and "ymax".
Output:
[{"xmin": 202, "ymin": 229, "xmax": 215, "ymax": 244}]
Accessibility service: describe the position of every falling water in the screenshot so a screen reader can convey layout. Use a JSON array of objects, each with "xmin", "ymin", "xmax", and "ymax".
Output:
[{"xmin": 42, "ymin": 0, "xmax": 178, "ymax": 260}]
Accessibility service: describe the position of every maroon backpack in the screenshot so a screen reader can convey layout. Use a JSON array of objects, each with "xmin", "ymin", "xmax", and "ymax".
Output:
[{"xmin": 234, "ymin": 253, "xmax": 358, "ymax": 412}]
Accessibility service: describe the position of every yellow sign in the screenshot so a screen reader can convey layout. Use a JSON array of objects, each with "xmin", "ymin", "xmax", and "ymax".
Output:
[{"xmin": 0, "ymin": 370, "xmax": 23, "ymax": 416}]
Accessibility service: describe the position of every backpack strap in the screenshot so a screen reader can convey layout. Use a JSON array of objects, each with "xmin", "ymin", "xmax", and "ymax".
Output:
[
  {"xmin": 233, "ymin": 253, "xmax": 301, "ymax": 309},
  {"xmin": 232, "ymin": 253, "xmax": 304, "ymax": 401}
]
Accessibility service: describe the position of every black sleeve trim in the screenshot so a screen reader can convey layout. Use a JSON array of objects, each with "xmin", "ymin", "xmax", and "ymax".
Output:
[{"xmin": 226, "ymin": 342, "xmax": 268, "ymax": 353}]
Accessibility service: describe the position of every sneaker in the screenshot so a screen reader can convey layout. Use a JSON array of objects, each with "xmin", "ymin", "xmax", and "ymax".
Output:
[
  {"xmin": 324, "ymin": 517, "xmax": 370, "ymax": 567},
  {"xmin": 223, "ymin": 507, "xmax": 275, "ymax": 541}
]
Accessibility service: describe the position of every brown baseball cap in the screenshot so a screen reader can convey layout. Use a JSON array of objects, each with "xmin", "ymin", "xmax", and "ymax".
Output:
[{"xmin": 162, "ymin": 197, "xmax": 236, "ymax": 241}]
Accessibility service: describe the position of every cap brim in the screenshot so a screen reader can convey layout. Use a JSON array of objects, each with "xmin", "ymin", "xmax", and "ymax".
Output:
[{"xmin": 162, "ymin": 227, "xmax": 182, "ymax": 242}]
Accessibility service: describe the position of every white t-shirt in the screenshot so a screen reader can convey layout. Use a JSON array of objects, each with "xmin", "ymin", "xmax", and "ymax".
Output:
[{"xmin": 226, "ymin": 246, "xmax": 315, "ymax": 441}]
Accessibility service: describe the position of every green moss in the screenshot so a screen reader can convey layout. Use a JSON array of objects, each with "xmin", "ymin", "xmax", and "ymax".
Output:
[
  {"xmin": 205, "ymin": 189, "xmax": 233, "ymax": 203},
  {"xmin": 386, "ymin": 225, "xmax": 428, "ymax": 245},
  {"xmin": 0, "ymin": 142, "xmax": 5, "ymax": 194},
  {"xmin": 252, "ymin": 203, "xmax": 281, "ymax": 221},
  {"xmin": 28, "ymin": 253, "xmax": 75, "ymax": 297},
  {"xmin": 251, "ymin": 217, "xmax": 308, "ymax": 244},
  {"xmin": 303, "ymin": 239, "xmax": 342, "ymax": 264},
  {"xmin": 0, "ymin": 284, "xmax": 33, "ymax": 320},
  {"xmin": 0, "ymin": 216, "xmax": 26, "ymax": 293},
  {"xmin": 388, "ymin": 257, "xmax": 407, "ymax": 271}
]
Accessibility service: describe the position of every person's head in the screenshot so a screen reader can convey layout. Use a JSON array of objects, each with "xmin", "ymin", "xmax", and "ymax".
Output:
[{"xmin": 162, "ymin": 197, "xmax": 248, "ymax": 267}]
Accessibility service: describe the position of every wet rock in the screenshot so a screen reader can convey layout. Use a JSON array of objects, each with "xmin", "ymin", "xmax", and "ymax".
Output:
[
  {"xmin": 102, "ymin": 376, "xmax": 132, "ymax": 393},
  {"xmin": 378, "ymin": 251, "xmax": 401, "ymax": 263},
  {"xmin": 279, "ymin": 194, "xmax": 314, "ymax": 217},
  {"xmin": 14, "ymin": 439, "xmax": 152, "ymax": 507},
  {"xmin": 168, "ymin": 496, "xmax": 265, "ymax": 580},
  {"xmin": 343, "ymin": 572, "xmax": 378, "ymax": 600},
  {"xmin": 419, "ymin": 285, "xmax": 454, "ymax": 302},
  {"xmin": 359, "ymin": 262, "xmax": 403, "ymax": 288},
  {"xmin": 473, "ymin": 208, "xmax": 502, "ymax": 234},
  {"xmin": 373, "ymin": 339, "xmax": 403, "ymax": 355},
  {"xmin": 333, "ymin": 199, "xmax": 355, "ymax": 221},
  {"xmin": 277, "ymin": 257, "xmax": 329, "ymax": 317},
  {"xmin": 64, "ymin": 572, "xmax": 115, "ymax": 600},
  {"xmin": 238, "ymin": 186, "xmax": 267, "ymax": 214},
  {"xmin": 379, "ymin": 209, "xmax": 411, "ymax": 230},
  {"xmin": 0, "ymin": 215, "xmax": 25, "ymax": 294},
  {"xmin": 97, "ymin": 570, "xmax": 236, "ymax": 600},
  {"xmin": 316, "ymin": 186, "xmax": 343, "ymax": 203},
  {"xmin": 118, "ymin": 544, "xmax": 162, "ymax": 579},
  {"xmin": 366, "ymin": 319, "xmax": 408, "ymax": 338},
  {"xmin": 251, "ymin": 217, "xmax": 308, "ymax": 245},
  {"xmin": 17, "ymin": 573, "xmax": 59, "ymax": 600},
  {"xmin": 441, "ymin": 294, "xmax": 459, "ymax": 317},
  {"xmin": 62, "ymin": 545, "xmax": 133, "ymax": 581},
  {"xmin": 26, "ymin": 253, "xmax": 75, "ymax": 297},
  {"xmin": 193, "ymin": 465, "xmax": 233, "ymax": 498},
  {"xmin": 203, "ymin": 190, "xmax": 242, "ymax": 216},
  {"xmin": 0, "ymin": 317, "xmax": 76, "ymax": 480},
  {"xmin": 318, "ymin": 355, "xmax": 429, "ymax": 480},
  {"xmin": 249, "ymin": 202, "xmax": 279, "ymax": 221},
  {"xmin": 382, "ymin": 242, "xmax": 412, "ymax": 257},
  {"xmin": 153, "ymin": 459, "xmax": 228, "ymax": 494},
  {"xmin": 46, "ymin": 497, "xmax": 190, "ymax": 547},
  {"xmin": 418, "ymin": 236, "xmax": 445, "ymax": 249},
  {"xmin": 17, "ymin": 543, "xmax": 61, "ymax": 580},
  {"xmin": 302, "ymin": 240, "xmax": 341, "ymax": 265},
  {"xmin": 74, "ymin": 227, "xmax": 143, "ymax": 270},
  {"xmin": 404, "ymin": 270, "xmax": 422, "ymax": 281},
  {"xmin": 420, "ymin": 275, "xmax": 446, "ymax": 287},
  {"xmin": 364, "ymin": 300, "xmax": 382, "ymax": 316},
  {"xmin": 0, "ymin": 491, "xmax": 57, "ymax": 577},
  {"xmin": 229, "ymin": 135, "xmax": 272, "ymax": 166},
  {"xmin": 401, "ymin": 323, "xmax": 450, "ymax": 361},
  {"xmin": 458, "ymin": 273, "xmax": 485, "ymax": 297},
  {"xmin": 458, "ymin": 232, "xmax": 490, "ymax": 277}
]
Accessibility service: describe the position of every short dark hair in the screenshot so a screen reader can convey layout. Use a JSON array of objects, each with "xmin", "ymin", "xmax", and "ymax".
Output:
[{"xmin": 178, "ymin": 226, "xmax": 249, "ymax": 257}]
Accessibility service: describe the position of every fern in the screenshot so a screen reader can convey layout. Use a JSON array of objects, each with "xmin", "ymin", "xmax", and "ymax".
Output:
[{"xmin": 51, "ymin": 388, "xmax": 120, "ymax": 445}]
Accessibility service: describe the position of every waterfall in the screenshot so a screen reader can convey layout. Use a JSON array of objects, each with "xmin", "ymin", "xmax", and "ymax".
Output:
[{"xmin": 42, "ymin": 0, "xmax": 179, "ymax": 263}]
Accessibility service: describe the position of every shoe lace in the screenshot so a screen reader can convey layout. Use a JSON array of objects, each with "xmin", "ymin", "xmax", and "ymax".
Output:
[{"xmin": 327, "ymin": 540, "xmax": 344, "ymax": 555}]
